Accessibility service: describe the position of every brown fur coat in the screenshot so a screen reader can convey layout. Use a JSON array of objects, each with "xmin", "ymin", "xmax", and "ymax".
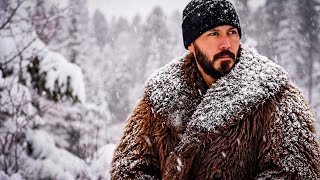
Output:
[{"xmin": 110, "ymin": 46, "xmax": 320, "ymax": 179}]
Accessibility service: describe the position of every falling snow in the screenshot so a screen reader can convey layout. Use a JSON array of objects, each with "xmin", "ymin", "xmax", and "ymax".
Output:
[{"xmin": 1, "ymin": 0, "xmax": 320, "ymax": 179}]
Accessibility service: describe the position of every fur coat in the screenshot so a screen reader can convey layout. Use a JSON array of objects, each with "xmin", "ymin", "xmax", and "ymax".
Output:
[{"xmin": 110, "ymin": 46, "xmax": 320, "ymax": 179}]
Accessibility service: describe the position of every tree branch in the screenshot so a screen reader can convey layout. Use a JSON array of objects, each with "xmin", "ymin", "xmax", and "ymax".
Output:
[{"xmin": 0, "ymin": 0, "xmax": 24, "ymax": 30}]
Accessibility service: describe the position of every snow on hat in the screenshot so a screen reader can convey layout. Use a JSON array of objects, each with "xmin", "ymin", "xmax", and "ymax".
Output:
[{"xmin": 182, "ymin": 0, "xmax": 241, "ymax": 49}]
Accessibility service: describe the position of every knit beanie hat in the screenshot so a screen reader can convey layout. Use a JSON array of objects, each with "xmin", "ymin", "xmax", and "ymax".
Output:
[{"xmin": 182, "ymin": 0, "xmax": 241, "ymax": 49}]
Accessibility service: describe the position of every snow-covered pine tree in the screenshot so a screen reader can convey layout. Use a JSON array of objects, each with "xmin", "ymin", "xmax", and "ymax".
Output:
[
  {"xmin": 141, "ymin": 6, "xmax": 171, "ymax": 79},
  {"xmin": 296, "ymin": 0, "xmax": 320, "ymax": 103},
  {"xmin": 296, "ymin": 0, "xmax": 320, "ymax": 130},
  {"xmin": 260, "ymin": 0, "xmax": 302, "ymax": 83},
  {"xmin": 167, "ymin": 9, "xmax": 185, "ymax": 57},
  {"xmin": 66, "ymin": 0, "xmax": 90, "ymax": 64},
  {"xmin": 104, "ymin": 16, "xmax": 139, "ymax": 123},
  {"xmin": 0, "ymin": 0, "xmax": 87, "ymax": 178},
  {"xmin": 93, "ymin": 9, "xmax": 108, "ymax": 51}
]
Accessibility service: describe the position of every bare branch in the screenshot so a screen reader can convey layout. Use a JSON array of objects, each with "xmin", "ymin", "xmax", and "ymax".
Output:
[
  {"xmin": 2, "ymin": 3, "xmax": 61, "ymax": 66},
  {"xmin": 1, "ymin": 35, "xmax": 38, "ymax": 66},
  {"xmin": 0, "ymin": 0, "xmax": 24, "ymax": 30}
]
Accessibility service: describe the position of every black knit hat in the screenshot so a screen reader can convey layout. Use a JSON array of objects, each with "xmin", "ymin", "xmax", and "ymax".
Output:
[{"xmin": 182, "ymin": 0, "xmax": 241, "ymax": 49}]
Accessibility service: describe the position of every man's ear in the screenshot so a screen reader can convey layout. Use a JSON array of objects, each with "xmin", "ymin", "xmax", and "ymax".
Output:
[{"xmin": 188, "ymin": 43, "xmax": 195, "ymax": 53}]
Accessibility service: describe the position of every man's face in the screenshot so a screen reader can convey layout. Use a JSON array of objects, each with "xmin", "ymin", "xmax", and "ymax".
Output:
[{"xmin": 188, "ymin": 25, "xmax": 240, "ymax": 79}]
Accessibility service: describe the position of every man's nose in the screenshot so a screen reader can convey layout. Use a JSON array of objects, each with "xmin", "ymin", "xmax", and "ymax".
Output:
[{"xmin": 219, "ymin": 36, "xmax": 231, "ymax": 50}]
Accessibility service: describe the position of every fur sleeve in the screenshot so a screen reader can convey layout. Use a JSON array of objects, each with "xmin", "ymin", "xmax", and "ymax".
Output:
[
  {"xmin": 110, "ymin": 94, "xmax": 161, "ymax": 180},
  {"xmin": 256, "ymin": 83, "xmax": 320, "ymax": 179}
]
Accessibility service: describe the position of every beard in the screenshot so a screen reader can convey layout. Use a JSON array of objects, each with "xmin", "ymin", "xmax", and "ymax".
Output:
[{"xmin": 193, "ymin": 43, "xmax": 237, "ymax": 79}]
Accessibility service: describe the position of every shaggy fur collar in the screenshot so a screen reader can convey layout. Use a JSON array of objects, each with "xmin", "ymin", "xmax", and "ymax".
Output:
[{"xmin": 145, "ymin": 45, "xmax": 290, "ymax": 132}]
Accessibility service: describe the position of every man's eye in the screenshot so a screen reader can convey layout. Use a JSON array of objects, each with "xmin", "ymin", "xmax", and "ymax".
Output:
[
  {"xmin": 209, "ymin": 32, "xmax": 219, "ymax": 36},
  {"xmin": 228, "ymin": 30, "xmax": 238, "ymax": 35}
]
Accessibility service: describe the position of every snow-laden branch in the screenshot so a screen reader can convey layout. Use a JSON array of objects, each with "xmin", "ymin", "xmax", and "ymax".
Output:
[
  {"xmin": 24, "ymin": 129, "xmax": 89, "ymax": 179},
  {"xmin": 0, "ymin": 26, "xmax": 86, "ymax": 103},
  {"xmin": 38, "ymin": 49, "xmax": 86, "ymax": 103}
]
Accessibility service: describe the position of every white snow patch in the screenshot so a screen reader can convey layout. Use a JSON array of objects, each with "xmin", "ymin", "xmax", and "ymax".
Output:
[
  {"xmin": 24, "ymin": 129, "xmax": 89, "ymax": 179},
  {"xmin": 90, "ymin": 144, "xmax": 116, "ymax": 180},
  {"xmin": 39, "ymin": 50, "xmax": 86, "ymax": 102}
]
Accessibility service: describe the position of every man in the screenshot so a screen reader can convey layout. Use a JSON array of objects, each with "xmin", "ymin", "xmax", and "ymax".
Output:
[{"xmin": 111, "ymin": 0, "xmax": 320, "ymax": 179}]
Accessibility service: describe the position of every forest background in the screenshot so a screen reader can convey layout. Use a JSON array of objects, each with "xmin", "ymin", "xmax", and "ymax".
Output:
[{"xmin": 0, "ymin": 0, "xmax": 319, "ymax": 179}]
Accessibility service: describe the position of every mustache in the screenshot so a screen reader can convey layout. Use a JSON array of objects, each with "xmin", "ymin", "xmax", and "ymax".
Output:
[{"xmin": 213, "ymin": 50, "xmax": 236, "ymax": 61}]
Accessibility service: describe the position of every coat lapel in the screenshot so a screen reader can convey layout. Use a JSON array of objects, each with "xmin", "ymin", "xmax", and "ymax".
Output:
[
  {"xmin": 188, "ymin": 45, "xmax": 290, "ymax": 132},
  {"xmin": 145, "ymin": 45, "xmax": 290, "ymax": 133},
  {"xmin": 145, "ymin": 53, "xmax": 203, "ymax": 132}
]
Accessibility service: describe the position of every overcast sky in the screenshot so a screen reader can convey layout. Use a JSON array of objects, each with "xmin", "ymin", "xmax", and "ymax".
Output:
[
  {"xmin": 86, "ymin": 0, "xmax": 266, "ymax": 21},
  {"xmin": 87, "ymin": 0, "xmax": 191, "ymax": 20}
]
